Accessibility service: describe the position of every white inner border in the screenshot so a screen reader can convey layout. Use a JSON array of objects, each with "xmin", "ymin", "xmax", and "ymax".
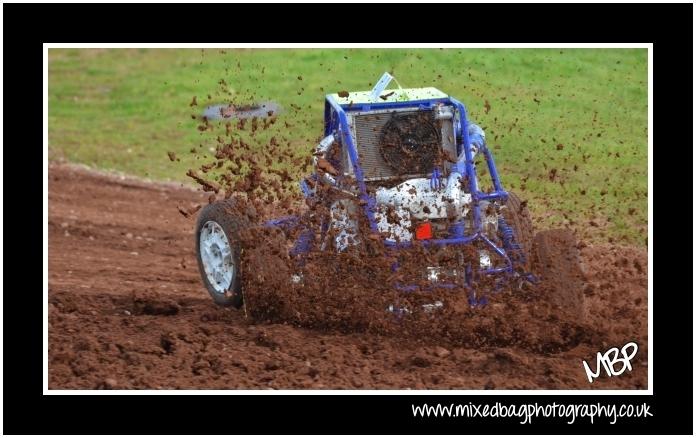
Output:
[{"xmin": 43, "ymin": 42, "xmax": 652, "ymax": 395}]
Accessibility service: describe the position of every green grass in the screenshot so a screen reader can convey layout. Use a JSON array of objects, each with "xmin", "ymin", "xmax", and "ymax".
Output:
[{"xmin": 48, "ymin": 48, "xmax": 647, "ymax": 245}]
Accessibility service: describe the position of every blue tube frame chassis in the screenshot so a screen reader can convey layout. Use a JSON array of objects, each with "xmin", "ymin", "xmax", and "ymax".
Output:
[{"xmin": 266, "ymin": 94, "xmax": 527, "ymax": 291}]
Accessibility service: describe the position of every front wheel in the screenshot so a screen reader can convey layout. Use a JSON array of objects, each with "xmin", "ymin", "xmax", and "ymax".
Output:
[{"xmin": 195, "ymin": 200, "xmax": 249, "ymax": 308}]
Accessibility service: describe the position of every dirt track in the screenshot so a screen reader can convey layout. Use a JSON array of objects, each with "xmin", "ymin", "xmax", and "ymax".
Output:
[{"xmin": 48, "ymin": 164, "xmax": 648, "ymax": 389}]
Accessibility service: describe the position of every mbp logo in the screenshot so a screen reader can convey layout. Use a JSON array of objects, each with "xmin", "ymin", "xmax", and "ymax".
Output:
[{"xmin": 582, "ymin": 342, "xmax": 638, "ymax": 383}]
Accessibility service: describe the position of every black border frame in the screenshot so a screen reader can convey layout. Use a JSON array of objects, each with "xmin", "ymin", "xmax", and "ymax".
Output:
[{"xmin": 3, "ymin": 2, "xmax": 692, "ymax": 435}]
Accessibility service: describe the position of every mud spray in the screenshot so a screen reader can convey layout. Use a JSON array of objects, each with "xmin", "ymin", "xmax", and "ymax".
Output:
[
  {"xmin": 45, "ymin": 54, "xmax": 647, "ymax": 389},
  {"xmin": 46, "ymin": 80, "xmax": 647, "ymax": 390},
  {"xmin": 181, "ymin": 86, "xmax": 639, "ymax": 359}
]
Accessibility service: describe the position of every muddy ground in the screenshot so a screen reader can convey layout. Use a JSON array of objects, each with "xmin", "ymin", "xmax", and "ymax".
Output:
[{"xmin": 48, "ymin": 163, "xmax": 648, "ymax": 389}]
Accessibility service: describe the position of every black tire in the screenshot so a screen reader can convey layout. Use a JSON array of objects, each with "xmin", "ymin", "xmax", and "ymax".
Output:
[
  {"xmin": 531, "ymin": 229, "xmax": 585, "ymax": 320},
  {"xmin": 195, "ymin": 199, "xmax": 250, "ymax": 308},
  {"xmin": 501, "ymin": 191, "xmax": 534, "ymax": 271}
]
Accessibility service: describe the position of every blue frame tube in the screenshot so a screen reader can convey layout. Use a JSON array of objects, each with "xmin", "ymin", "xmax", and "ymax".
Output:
[
  {"xmin": 481, "ymin": 146, "xmax": 507, "ymax": 198},
  {"xmin": 322, "ymin": 94, "xmax": 515, "ymax": 274},
  {"xmin": 325, "ymin": 95, "xmax": 380, "ymax": 232},
  {"xmin": 448, "ymin": 98, "xmax": 481, "ymax": 231}
]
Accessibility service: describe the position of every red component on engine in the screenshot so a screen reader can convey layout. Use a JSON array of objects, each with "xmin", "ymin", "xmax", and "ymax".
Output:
[{"xmin": 415, "ymin": 222, "xmax": 432, "ymax": 240}]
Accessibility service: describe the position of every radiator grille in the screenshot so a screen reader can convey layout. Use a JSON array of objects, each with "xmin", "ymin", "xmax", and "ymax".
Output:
[{"xmin": 347, "ymin": 108, "xmax": 457, "ymax": 182}]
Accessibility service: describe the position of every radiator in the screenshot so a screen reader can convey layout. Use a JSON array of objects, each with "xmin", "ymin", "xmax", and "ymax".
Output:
[{"xmin": 344, "ymin": 107, "xmax": 457, "ymax": 182}]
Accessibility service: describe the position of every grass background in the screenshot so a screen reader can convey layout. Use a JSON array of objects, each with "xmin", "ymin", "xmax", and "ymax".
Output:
[{"xmin": 48, "ymin": 48, "xmax": 648, "ymax": 245}]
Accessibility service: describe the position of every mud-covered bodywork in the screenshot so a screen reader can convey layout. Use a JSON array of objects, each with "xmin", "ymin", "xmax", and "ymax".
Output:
[{"xmin": 269, "ymin": 85, "xmax": 532, "ymax": 300}]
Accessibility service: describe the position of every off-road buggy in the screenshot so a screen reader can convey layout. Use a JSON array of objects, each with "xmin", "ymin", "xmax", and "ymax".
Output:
[{"xmin": 195, "ymin": 75, "xmax": 585, "ymax": 318}]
